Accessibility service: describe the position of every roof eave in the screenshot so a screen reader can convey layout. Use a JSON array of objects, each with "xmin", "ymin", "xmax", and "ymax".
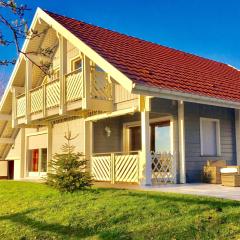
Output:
[{"xmin": 133, "ymin": 83, "xmax": 240, "ymax": 109}]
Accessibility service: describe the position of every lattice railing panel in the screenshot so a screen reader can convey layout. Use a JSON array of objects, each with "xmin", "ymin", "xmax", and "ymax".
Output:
[
  {"xmin": 65, "ymin": 69, "xmax": 83, "ymax": 102},
  {"xmin": 91, "ymin": 152, "xmax": 139, "ymax": 183},
  {"xmin": 151, "ymin": 151, "xmax": 176, "ymax": 184},
  {"xmin": 91, "ymin": 71, "xmax": 112, "ymax": 101},
  {"xmin": 30, "ymin": 87, "xmax": 43, "ymax": 114},
  {"xmin": 46, "ymin": 79, "xmax": 60, "ymax": 109},
  {"xmin": 16, "ymin": 94, "xmax": 26, "ymax": 118},
  {"xmin": 91, "ymin": 155, "xmax": 111, "ymax": 181},
  {"xmin": 115, "ymin": 153, "xmax": 139, "ymax": 183}
]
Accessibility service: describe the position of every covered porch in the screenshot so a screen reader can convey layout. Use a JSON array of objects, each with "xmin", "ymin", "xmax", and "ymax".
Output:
[{"xmin": 88, "ymin": 98, "xmax": 185, "ymax": 185}]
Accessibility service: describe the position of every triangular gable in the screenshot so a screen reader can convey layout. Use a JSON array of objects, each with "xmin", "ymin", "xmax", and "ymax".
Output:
[{"xmin": 38, "ymin": 8, "xmax": 134, "ymax": 92}]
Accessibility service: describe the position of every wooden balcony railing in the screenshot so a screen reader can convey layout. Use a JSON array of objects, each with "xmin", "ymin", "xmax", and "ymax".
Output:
[
  {"xmin": 65, "ymin": 69, "xmax": 83, "ymax": 103},
  {"xmin": 15, "ymin": 67, "xmax": 118, "ymax": 121},
  {"xmin": 16, "ymin": 93, "xmax": 26, "ymax": 118},
  {"xmin": 30, "ymin": 86, "xmax": 43, "ymax": 114},
  {"xmin": 16, "ymin": 70, "xmax": 83, "ymax": 120},
  {"xmin": 91, "ymin": 71, "xmax": 112, "ymax": 101},
  {"xmin": 46, "ymin": 79, "xmax": 60, "ymax": 109}
]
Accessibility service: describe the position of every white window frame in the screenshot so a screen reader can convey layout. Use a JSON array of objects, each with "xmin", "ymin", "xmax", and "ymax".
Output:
[
  {"xmin": 70, "ymin": 55, "xmax": 82, "ymax": 71},
  {"xmin": 200, "ymin": 117, "xmax": 221, "ymax": 156}
]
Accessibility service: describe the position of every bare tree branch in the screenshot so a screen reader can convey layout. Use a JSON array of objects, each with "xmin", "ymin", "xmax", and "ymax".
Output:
[{"xmin": 0, "ymin": 0, "xmax": 55, "ymax": 75}]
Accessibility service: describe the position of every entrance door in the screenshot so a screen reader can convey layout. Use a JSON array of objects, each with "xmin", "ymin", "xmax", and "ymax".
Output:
[{"xmin": 8, "ymin": 161, "xmax": 14, "ymax": 180}]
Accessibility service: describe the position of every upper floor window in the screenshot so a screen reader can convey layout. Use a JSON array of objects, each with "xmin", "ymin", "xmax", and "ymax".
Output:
[
  {"xmin": 200, "ymin": 118, "xmax": 221, "ymax": 156},
  {"xmin": 71, "ymin": 56, "xmax": 82, "ymax": 71}
]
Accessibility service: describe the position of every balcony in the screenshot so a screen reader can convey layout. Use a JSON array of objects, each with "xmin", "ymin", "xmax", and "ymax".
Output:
[
  {"xmin": 14, "ymin": 67, "xmax": 117, "ymax": 125},
  {"xmin": 15, "ymin": 69, "xmax": 84, "ymax": 123}
]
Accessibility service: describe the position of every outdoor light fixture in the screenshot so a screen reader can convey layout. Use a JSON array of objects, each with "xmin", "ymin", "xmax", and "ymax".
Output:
[{"xmin": 105, "ymin": 126, "xmax": 111, "ymax": 137}]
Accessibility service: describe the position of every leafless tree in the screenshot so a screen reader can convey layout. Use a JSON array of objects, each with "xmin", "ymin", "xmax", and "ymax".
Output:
[{"xmin": 0, "ymin": 0, "xmax": 55, "ymax": 75}]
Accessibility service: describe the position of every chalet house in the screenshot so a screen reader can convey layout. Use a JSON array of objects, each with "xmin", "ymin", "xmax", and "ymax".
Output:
[{"xmin": 0, "ymin": 8, "xmax": 240, "ymax": 185}]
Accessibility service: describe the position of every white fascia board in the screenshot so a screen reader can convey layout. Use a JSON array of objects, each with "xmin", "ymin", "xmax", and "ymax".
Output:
[
  {"xmin": 133, "ymin": 84, "xmax": 240, "ymax": 109},
  {"xmin": 37, "ymin": 8, "xmax": 134, "ymax": 92}
]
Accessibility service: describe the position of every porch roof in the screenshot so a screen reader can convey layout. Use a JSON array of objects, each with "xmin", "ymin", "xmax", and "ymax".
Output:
[{"xmin": 46, "ymin": 10, "xmax": 240, "ymax": 104}]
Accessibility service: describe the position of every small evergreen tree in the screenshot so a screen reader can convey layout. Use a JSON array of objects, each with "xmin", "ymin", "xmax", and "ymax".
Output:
[{"xmin": 46, "ymin": 129, "xmax": 92, "ymax": 192}]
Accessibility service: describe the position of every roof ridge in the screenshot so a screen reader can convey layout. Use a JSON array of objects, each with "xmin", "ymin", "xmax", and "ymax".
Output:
[{"xmin": 43, "ymin": 9, "xmax": 239, "ymax": 72}]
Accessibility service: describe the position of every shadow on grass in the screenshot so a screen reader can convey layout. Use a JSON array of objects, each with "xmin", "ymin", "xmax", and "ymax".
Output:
[{"xmin": 0, "ymin": 207, "xmax": 132, "ymax": 239}]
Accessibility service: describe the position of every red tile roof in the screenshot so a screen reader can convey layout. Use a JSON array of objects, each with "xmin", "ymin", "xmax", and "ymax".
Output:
[{"xmin": 46, "ymin": 10, "xmax": 240, "ymax": 103}]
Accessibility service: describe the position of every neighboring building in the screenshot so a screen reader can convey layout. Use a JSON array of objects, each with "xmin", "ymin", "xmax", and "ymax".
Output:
[{"xmin": 0, "ymin": 8, "xmax": 239, "ymax": 184}]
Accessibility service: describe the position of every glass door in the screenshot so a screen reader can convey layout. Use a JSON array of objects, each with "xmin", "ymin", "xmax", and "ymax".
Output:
[
  {"xmin": 151, "ymin": 121, "xmax": 171, "ymax": 153},
  {"xmin": 127, "ymin": 120, "xmax": 172, "ymax": 153}
]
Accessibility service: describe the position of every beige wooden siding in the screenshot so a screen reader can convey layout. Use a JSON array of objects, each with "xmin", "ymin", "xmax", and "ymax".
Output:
[
  {"xmin": 52, "ymin": 118, "xmax": 85, "ymax": 155},
  {"xmin": 52, "ymin": 41, "xmax": 80, "ymax": 73},
  {"xmin": 6, "ymin": 129, "xmax": 22, "ymax": 160},
  {"xmin": 28, "ymin": 134, "xmax": 48, "ymax": 150},
  {"xmin": 0, "ymin": 161, "xmax": 8, "ymax": 177}
]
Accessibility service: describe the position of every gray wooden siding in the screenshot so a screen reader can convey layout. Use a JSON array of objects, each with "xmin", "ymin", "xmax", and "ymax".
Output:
[
  {"xmin": 185, "ymin": 102, "xmax": 236, "ymax": 182},
  {"xmin": 93, "ymin": 118, "xmax": 122, "ymax": 153}
]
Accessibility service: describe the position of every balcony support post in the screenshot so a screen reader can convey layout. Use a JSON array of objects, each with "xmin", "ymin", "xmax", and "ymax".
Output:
[
  {"xmin": 83, "ymin": 55, "xmax": 91, "ymax": 109},
  {"xmin": 25, "ymin": 59, "xmax": 32, "ymax": 124},
  {"xmin": 11, "ymin": 87, "xmax": 17, "ymax": 128},
  {"xmin": 59, "ymin": 35, "xmax": 67, "ymax": 115}
]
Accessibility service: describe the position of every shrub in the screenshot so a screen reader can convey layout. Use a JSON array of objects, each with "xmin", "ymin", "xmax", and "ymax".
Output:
[{"xmin": 46, "ymin": 129, "xmax": 92, "ymax": 192}]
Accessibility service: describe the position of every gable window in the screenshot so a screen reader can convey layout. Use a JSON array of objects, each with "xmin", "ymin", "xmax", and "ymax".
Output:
[
  {"xmin": 71, "ymin": 56, "xmax": 82, "ymax": 71},
  {"xmin": 200, "ymin": 118, "xmax": 221, "ymax": 156}
]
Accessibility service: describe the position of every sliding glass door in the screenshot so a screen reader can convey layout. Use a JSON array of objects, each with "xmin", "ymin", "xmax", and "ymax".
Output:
[{"xmin": 128, "ymin": 120, "xmax": 172, "ymax": 153}]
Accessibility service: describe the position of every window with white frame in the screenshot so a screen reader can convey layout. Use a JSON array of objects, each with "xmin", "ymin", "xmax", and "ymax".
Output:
[{"xmin": 200, "ymin": 118, "xmax": 221, "ymax": 156}]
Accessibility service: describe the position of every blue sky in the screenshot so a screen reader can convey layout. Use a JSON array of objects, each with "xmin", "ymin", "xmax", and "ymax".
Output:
[{"xmin": 1, "ymin": 0, "xmax": 240, "ymax": 84}]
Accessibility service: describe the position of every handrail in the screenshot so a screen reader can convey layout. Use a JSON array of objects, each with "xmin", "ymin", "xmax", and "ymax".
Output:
[
  {"xmin": 28, "ymin": 78, "xmax": 60, "ymax": 94},
  {"xmin": 29, "ymin": 85, "xmax": 43, "ymax": 93},
  {"xmin": 65, "ymin": 68, "xmax": 82, "ymax": 77},
  {"xmin": 45, "ymin": 78, "xmax": 60, "ymax": 86},
  {"xmin": 92, "ymin": 151, "xmax": 140, "ymax": 156},
  {"xmin": 16, "ymin": 93, "xmax": 25, "ymax": 99}
]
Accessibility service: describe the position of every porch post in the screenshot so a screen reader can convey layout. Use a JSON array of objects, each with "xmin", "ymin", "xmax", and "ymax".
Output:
[
  {"xmin": 59, "ymin": 35, "xmax": 67, "ymax": 115},
  {"xmin": 140, "ymin": 96, "xmax": 152, "ymax": 186},
  {"xmin": 235, "ymin": 109, "xmax": 240, "ymax": 165},
  {"xmin": 178, "ymin": 100, "xmax": 186, "ymax": 183},
  {"xmin": 82, "ymin": 55, "xmax": 91, "ymax": 109},
  {"xmin": 25, "ymin": 58, "xmax": 32, "ymax": 124}
]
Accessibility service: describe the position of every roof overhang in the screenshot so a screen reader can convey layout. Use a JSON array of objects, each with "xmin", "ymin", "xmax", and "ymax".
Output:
[{"xmin": 133, "ymin": 83, "xmax": 240, "ymax": 109}]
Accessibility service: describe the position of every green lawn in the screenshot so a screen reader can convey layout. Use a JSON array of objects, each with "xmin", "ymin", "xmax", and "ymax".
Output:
[{"xmin": 0, "ymin": 181, "xmax": 239, "ymax": 240}]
